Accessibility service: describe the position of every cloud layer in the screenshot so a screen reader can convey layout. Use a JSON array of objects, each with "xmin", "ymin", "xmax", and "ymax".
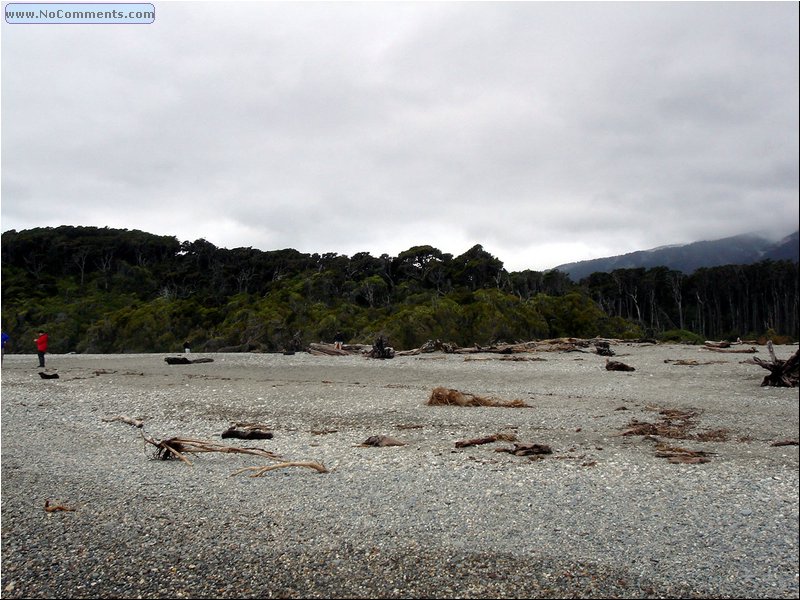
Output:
[{"xmin": 2, "ymin": 2, "xmax": 798, "ymax": 271}]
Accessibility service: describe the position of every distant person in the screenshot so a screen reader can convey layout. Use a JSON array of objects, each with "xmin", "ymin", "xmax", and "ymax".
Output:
[
  {"xmin": 183, "ymin": 340, "xmax": 191, "ymax": 354},
  {"xmin": 34, "ymin": 330, "xmax": 48, "ymax": 368},
  {"xmin": 1, "ymin": 331, "xmax": 9, "ymax": 364},
  {"xmin": 334, "ymin": 331, "xmax": 345, "ymax": 350}
]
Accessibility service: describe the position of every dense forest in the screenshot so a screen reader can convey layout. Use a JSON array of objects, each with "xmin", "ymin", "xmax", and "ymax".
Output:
[{"xmin": 1, "ymin": 226, "xmax": 797, "ymax": 354}]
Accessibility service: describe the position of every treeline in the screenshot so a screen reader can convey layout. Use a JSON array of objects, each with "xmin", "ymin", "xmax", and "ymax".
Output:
[{"xmin": 0, "ymin": 226, "xmax": 796, "ymax": 354}]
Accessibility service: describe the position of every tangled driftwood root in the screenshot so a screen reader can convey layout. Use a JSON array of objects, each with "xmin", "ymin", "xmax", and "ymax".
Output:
[
  {"xmin": 746, "ymin": 342, "xmax": 799, "ymax": 387},
  {"xmin": 145, "ymin": 435, "xmax": 281, "ymax": 464},
  {"xmin": 105, "ymin": 415, "xmax": 326, "ymax": 475},
  {"xmin": 427, "ymin": 387, "xmax": 530, "ymax": 408}
]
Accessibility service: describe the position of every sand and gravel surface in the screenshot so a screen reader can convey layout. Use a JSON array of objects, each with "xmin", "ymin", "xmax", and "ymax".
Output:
[{"xmin": 1, "ymin": 343, "xmax": 798, "ymax": 599}]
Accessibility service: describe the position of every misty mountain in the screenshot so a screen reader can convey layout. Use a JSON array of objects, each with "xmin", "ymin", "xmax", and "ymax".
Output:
[{"xmin": 554, "ymin": 231, "xmax": 799, "ymax": 281}]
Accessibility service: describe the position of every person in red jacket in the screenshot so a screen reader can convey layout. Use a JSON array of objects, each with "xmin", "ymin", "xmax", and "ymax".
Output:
[{"xmin": 34, "ymin": 330, "xmax": 48, "ymax": 368}]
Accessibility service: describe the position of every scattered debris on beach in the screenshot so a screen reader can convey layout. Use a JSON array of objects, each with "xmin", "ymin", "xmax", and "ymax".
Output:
[
  {"xmin": 455, "ymin": 432, "xmax": 518, "ymax": 448},
  {"xmin": 664, "ymin": 359, "xmax": 726, "ymax": 366},
  {"xmin": 102, "ymin": 415, "xmax": 144, "ymax": 428},
  {"xmin": 619, "ymin": 406, "xmax": 730, "ymax": 462},
  {"xmin": 619, "ymin": 407, "xmax": 729, "ymax": 441},
  {"xmin": 703, "ymin": 346, "xmax": 759, "ymax": 354},
  {"xmin": 495, "ymin": 442, "xmax": 553, "ymax": 457},
  {"xmin": 103, "ymin": 415, "xmax": 327, "ymax": 475},
  {"xmin": 770, "ymin": 439, "xmax": 799, "ymax": 447},
  {"xmin": 221, "ymin": 422, "xmax": 274, "ymax": 440},
  {"xmin": 38, "ymin": 371, "xmax": 59, "ymax": 379},
  {"xmin": 605, "ymin": 359, "xmax": 635, "ymax": 372},
  {"xmin": 44, "ymin": 500, "xmax": 76, "ymax": 513},
  {"xmin": 653, "ymin": 443, "xmax": 714, "ymax": 464},
  {"xmin": 427, "ymin": 387, "xmax": 531, "ymax": 408},
  {"xmin": 358, "ymin": 435, "xmax": 407, "ymax": 447},
  {"xmin": 744, "ymin": 341, "xmax": 799, "ymax": 387}
]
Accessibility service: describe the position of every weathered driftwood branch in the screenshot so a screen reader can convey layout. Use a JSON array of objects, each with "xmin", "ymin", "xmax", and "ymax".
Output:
[
  {"xmin": 102, "ymin": 415, "xmax": 144, "ymax": 428},
  {"xmin": 455, "ymin": 432, "xmax": 518, "ymax": 448},
  {"xmin": 141, "ymin": 432, "xmax": 282, "ymax": 465},
  {"xmin": 747, "ymin": 342, "xmax": 799, "ymax": 387},
  {"xmin": 230, "ymin": 461, "xmax": 329, "ymax": 477},
  {"xmin": 105, "ymin": 416, "xmax": 327, "ymax": 475}
]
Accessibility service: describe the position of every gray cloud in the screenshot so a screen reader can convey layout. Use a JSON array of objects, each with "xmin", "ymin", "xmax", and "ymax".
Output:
[{"xmin": 2, "ymin": 1, "xmax": 797, "ymax": 271}]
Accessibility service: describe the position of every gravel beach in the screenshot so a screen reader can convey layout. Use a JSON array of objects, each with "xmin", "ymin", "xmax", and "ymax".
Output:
[{"xmin": 1, "ymin": 343, "xmax": 798, "ymax": 599}]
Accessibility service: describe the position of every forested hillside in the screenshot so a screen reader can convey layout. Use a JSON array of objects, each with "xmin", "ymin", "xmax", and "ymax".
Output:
[{"xmin": 1, "ymin": 226, "xmax": 797, "ymax": 354}]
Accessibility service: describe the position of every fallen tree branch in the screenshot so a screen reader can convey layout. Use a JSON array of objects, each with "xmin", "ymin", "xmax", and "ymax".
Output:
[
  {"xmin": 140, "ymin": 432, "xmax": 282, "ymax": 465},
  {"xmin": 455, "ymin": 432, "xmax": 518, "ymax": 448},
  {"xmin": 230, "ymin": 461, "xmax": 329, "ymax": 477}
]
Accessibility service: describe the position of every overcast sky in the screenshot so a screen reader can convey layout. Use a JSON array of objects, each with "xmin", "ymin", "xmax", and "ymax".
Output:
[{"xmin": 2, "ymin": 1, "xmax": 798, "ymax": 272}]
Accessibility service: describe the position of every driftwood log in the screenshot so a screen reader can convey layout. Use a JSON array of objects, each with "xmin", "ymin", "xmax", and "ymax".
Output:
[
  {"xmin": 221, "ymin": 423, "xmax": 274, "ymax": 440},
  {"xmin": 164, "ymin": 356, "xmax": 215, "ymax": 365},
  {"xmin": 747, "ymin": 342, "xmax": 799, "ymax": 387},
  {"xmin": 308, "ymin": 342, "xmax": 350, "ymax": 356}
]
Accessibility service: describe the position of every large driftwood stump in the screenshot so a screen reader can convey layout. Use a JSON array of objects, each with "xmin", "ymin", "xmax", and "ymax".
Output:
[
  {"xmin": 748, "ymin": 342, "xmax": 799, "ymax": 387},
  {"xmin": 369, "ymin": 335, "xmax": 395, "ymax": 359}
]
